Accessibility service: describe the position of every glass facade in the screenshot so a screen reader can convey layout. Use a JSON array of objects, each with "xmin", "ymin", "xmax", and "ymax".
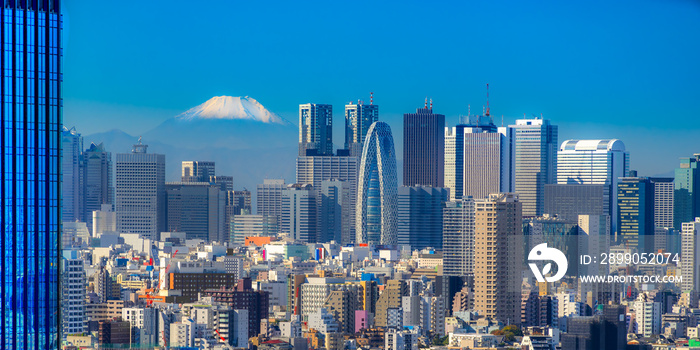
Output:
[{"xmin": 2, "ymin": 1, "xmax": 62, "ymax": 349}]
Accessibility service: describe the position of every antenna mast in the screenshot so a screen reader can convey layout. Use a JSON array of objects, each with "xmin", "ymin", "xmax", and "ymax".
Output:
[
  {"xmin": 370, "ymin": 92, "xmax": 374, "ymax": 105},
  {"xmin": 485, "ymin": 83, "xmax": 490, "ymax": 117}
]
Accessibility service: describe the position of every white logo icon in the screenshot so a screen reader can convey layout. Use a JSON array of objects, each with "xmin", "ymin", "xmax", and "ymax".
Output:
[{"xmin": 528, "ymin": 243, "xmax": 568, "ymax": 283}]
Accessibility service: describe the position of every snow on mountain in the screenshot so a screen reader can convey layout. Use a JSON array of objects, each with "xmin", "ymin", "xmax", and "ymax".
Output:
[{"xmin": 175, "ymin": 96, "xmax": 292, "ymax": 125}]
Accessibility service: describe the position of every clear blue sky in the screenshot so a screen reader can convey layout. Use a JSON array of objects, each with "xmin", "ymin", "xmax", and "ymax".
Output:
[{"xmin": 63, "ymin": 0, "xmax": 700, "ymax": 176}]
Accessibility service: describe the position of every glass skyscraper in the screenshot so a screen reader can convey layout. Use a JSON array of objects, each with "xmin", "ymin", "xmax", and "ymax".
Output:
[
  {"xmin": 2, "ymin": 1, "xmax": 62, "ymax": 348},
  {"xmin": 356, "ymin": 122, "xmax": 398, "ymax": 245},
  {"xmin": 403, "ymin": 105, "xmax": 445, "ymax": 188},
  {"xmin": 344, "ymin": 100, "xmax": 378, "ymax": 157},
  {"xmin": 674, "ymin": 154, "xmax": 700, "ymax": 230}
]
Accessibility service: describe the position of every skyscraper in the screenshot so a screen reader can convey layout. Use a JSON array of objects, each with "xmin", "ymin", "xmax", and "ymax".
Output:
[
  {"xmin": 397, "ymin": 186, "xmax": 449, "ymax": 251},
  {"xmin": 403, "ymin": 104, "xmax": 445, "ymax": 187},
  {"xmin": 674, "ymin": 154, "xmax": 700, "ymax": 230},
  {"xmin": 181, "ymin": 160, "xmax": 216, "ymax": 183},
  {"xmin": 680, "ymin": 218, "xmax": 700, "ymax": 298},
  {"xmin": 257, "ymin": 179, "xmax": 286, "ymax": 224},
  {"xmin": 281, "ymin": 184, "xmax": 317, "ymax": 243},
  {"xmin": 62, "ymin": 126, "xmax": 83, "ymax": 223},
  {"xmin": 345, "ymin": 98, "xmax": 379, "ymax": 157},
  {"xmin": 442, "ymin": 199, "xmax": 476, "ymax": 277},
  {"xmin": 557, "ymin": 139, "xmax": 629, "ymax": 235},
  {"xmin": 356, "ymin": 122, "xmax": 398, "ymax": 245},
  {"xmin": 617, "ymin": 176, "xmax": 655, "ymax": 252},
  {"xmin": 166, "ymin": 182, "xmax": 226, "ymax": 242},
  {"xmin": 296, "ymin": 155, "xmax": 358, "ymax": 244},
  {"xmin": 473, "ymin": 193, "xmax": 523, "ymax": 326},
  {"xmin": 299, "ymin": 103, "xmax": 333, "ymax": 156},
  {"xmin": 543, "ymin": 184, "xmax": 610, "ymax": 222},
  {"xmin": 2, "ymin": 2, "xmax": 62, "ymax": 347},
  {"xmin": 651, "ymin": 177, "xmax": 674, "ymax": 229},
  {"xmin": 82, "ymin": 142, "xmax": 113, "ymax": 232},
  {"xmin": 115, "ymin": 139, "xmax": 166, "ymax": 239},
  {"xmin": 510, "ymin": 118, "xmax": 558, "ymax": 217},
  {"xmin": 320, "ymin": 180, "xmax": 351, "ymax": 244}
]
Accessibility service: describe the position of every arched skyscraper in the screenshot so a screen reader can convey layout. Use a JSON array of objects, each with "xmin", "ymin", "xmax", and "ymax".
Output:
[{"xmin": 356, "ymin": 122, "xmax": 398, "ymax": 245}]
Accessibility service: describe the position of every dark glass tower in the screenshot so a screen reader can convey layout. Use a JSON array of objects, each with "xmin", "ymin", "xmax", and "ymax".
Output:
[
  {"xmin": 403, "ymin": 105, "xmax": 445, "ymax": 188},
  {"xmin": 1, "ymin": 1, "xmax": 62, "ymax": 349}
]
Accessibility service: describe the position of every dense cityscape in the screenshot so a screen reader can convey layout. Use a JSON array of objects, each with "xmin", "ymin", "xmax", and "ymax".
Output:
[{"xmin": 2, "ymin": 1, "xmax": 699, "ymax": 350}]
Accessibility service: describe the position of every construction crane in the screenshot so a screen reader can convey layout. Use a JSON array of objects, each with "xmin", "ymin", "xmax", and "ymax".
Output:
[
  {"xmin": 214, "ymin": 329, "xmax": 235, "ymax": 350},
  {"xmin": 142, "ymin": 249, "xmax": 178, "ymax": 306}
]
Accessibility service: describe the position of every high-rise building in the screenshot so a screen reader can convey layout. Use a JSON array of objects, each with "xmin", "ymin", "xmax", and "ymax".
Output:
[
  {"xmin": 2, "ymin": 3, "xmax": 62, "ymax": 347},
  {"xmin": 62, "ymin": 126, "xmax": 83, "ymax": 223},
  {"xmin": 299, "ymin": 103, "xmax": 333, "ymax": 156},
  {"xmin": 281, "ymin": 184, "xmax": 317, "ymax": 242},
  {"xmin": 617, "ymin": 176, "xmax": 655, "ymax": 252},
  {"xmin": 674, "ymin": 154, "xmax": 700, "ymax": 230},
  {"xmin": 230, "ymin": 214, "xmax": 278, "ymax": 245},
  {"xmin": 320, "ymin": 180, "xmax": 351, "ymax": 244},
  {"xmin": 166, "ymin": 182, "xmax": 226, "ymax": 242},
  {"xmin": 651, "ymin": 177, "xmax": 674, "ymax": 229},
  {"xmin": 403, "ymin": 104, "xmax": 445, "ymax": 188},
  {"xmin": 210, "ymin": 175, "xmax": 233, "ymax": 192},
  {"xmin": 296, "ymin": 155, "xmax": 358, "ymax": 244},
  {"xmin": 62, "ymin": 250, "xmax": 87, "ymax": 338},
  {"xmin": 543, "ymin": 184, "xmax": 610, "ymax": 222},
  {"xmin": 523, "ymin": 216, "xmax": 579, "ymax": 277},
  {"xmin": 257, "ymin": 179, "xmax": 286, "ymax": 223},
  {"xmin": 442, "ymin": 199, "xmax": 476, "ymax": 277},
  {"xmin": 397, "ymin": 186, "xmax": 449, "ymax": 251},
  {"xmin": 375, "ymin": 280, "xmax": 408, "ymax": 328},
  {"xmin": 356, "ymin": 122, "xmax": 398, "ymax": 245},
  {"xmin": 181, "ymin": 160, "xmax": 216, "ymax": 183},
  {"xmin": 473, "ymin": 193, "xmax": 523, "ymax": 326},
  {"xmin": 92, "ymin": 204, "xmax": 117, "ymax": 236},
  {"xmin": 82, "ymin": 142, "xmax": 113, "ymax": 232},
  {"xmin": 444, "ymin": 116, "xmax": 511, "ymax": 201},
  {"xmin": 510, "ymin": 118, "xmax": 558, "ymax": 217},
  {"xmin": 680, "ymin": 218, "xmax": 700, "ymax": 297},
  {"xmin": 577, "ymin": 215, "xmax": 611, "ymax": 307},
  {"xmin": 557, "ymin": 139, "xmax": 629, "ymax": 235},
  {"xmin": 115, "ymin": 139, "xmax": 166, "ymax": 239},
  {"xmin": 345, "ymin": 99, "xmax": 379, "ymax": 157}
]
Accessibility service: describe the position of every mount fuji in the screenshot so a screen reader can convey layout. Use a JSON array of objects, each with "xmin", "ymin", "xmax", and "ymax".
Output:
[{"xmin": 84, "ymin": 96, "xmax": 298, "ymax": 190}]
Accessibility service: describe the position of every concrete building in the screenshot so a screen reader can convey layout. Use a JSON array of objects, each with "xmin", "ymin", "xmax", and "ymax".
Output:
[
  {"xmin": 510, "ymin": 118, "xmax": 558, "ymax": 217},
  {"xmin": 681, "ymin": 218, "xmax": 700, "ymax": 298},
  {"xmin": 115, "ymin": 139, "xmax": 166, "ymax": 239},
  {"xmin": 281, "ymin": 184, "xmax": 316, "ymax": 243},
  {"xmin": 62, "ymin": 250, "xmax": 86, "ymax": 338},
  {"xmin": 166, "ymin": 182, "xmax": 226, "ymax": 242},
  {"xmin": 92, "ymin": 204, "xmax": 116, "ymax": 236},
  {"xmin": 443, "ymin": 199, "xmax": 476, "ymax": 277},
  {"xmin": 403, "ymin": 105, "xmax": 445, "ymax": 188},
  {"xmin": 473, "ymin": 193, "xmax": 523, "ymax": 325},
  {"xmin": 230, "ymin": 214, "xmax": 278, "ymax": 245},
  {"xmin": 257, "ymin": 179, "xmax": 286, "ymax": 224},
  {"xmin": 652, "ymin": 177, "xmax": 675, "ymax": 229},
  {"xmin": 674, "ymin": 154, "xmax": 700, "ymax": 230}
]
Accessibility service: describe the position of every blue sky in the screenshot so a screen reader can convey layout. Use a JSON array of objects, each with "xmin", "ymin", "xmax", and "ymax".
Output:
[{"xmin": 63, "ymin": 0, "xmax": 700, "ymax": 175}]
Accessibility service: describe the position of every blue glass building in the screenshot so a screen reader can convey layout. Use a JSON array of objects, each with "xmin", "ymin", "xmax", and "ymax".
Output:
[{"xmin": 2, "ymin": 1, "xmax": 62, "ymax": 348}]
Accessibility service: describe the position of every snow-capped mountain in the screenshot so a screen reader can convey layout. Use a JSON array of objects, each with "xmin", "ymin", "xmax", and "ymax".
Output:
[{"xmin": 175, "ymin": 96, "xmax": 292, "ymax": 125}]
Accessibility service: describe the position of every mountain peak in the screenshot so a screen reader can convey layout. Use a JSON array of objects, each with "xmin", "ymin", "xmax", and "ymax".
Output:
[{"xmin": 175, "ymin": 96, "xmax": 290, "ymax": 125}]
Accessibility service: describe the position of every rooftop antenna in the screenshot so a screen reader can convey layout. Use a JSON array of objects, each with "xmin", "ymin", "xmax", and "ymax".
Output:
[
  {"xmin": 501, "ymin": 115, "xmax": 504, "ymax": 127},
  {"xmin": 424, "ymin": 97, "xmax": 428, "ymax": 109},
  {"xmin": 370, "ymin": 92, "xmax": 374, "ymax": 105},
  {"xmin": 430, "ymin": 98, "xmax": 433, "ymax": 111},
  {"xmin": 485, "ymin": 83, "xmax": 490, "ymax": 117},
  {"xmin": 468, "ymin": 104, "xmax": 471, "ymax": 117}
]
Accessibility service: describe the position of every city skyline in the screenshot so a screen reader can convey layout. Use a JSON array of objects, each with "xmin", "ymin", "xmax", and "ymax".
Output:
[{"xmin": 63, "ymin": 0, "xmax": 700, "ymax": 178}]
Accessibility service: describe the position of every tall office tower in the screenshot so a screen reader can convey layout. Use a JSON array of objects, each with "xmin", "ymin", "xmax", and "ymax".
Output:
[
  {"xmin": 443, "ymin": 199, "xmax": 476, "ymax": 277},
  {"xmin": 210, "ymin": 175, "xmax": 233, "ymax": 192},
  {"xmin": 356, "ymin": 122, "xmax": 398, "ymax": 245},
  {"xmin": 651, "ymin": 177, "xmax": 674, "ymax": 229},
  {"xmin": 463, "ymin": 125, "xmax": 513, "ymax": 200},
  {"xmin": 299, "ymin": 103, "xmax": 333, "ymax": 156},
  {"xmin": 523, "ymin": 216, "xmax": 579, "ymax": 277},
  {"xmin": 166, "ymin": 182, "xmax": 226, "ymax": 242},
  {"xmin": 224, "ymin": 190, "xmax": 251, "ymax": 238},
  {"xmin": 578, "ymin": 215, "xmax": 611, "ymax": 308},
  {"xmin": 93, "ymin": 204, "xmax": 117, "ymax": 236},
  {"xmin": 115, "ymin": 139, "xmax": 166, "ymax": 239},
  {"xmin": 181, "ymin": 160, "xmax": 216, "ymax": 183},
  {"xmin": 257, "ymin": 179, "xmax": 286, "ymax": 223},
  {"xmin": 543, "ymin": 184, "xmax": 610, "ymax": 222},
  {"xmin": 510, "ymin": 118, "xmax": 558, "ymax": 217},
  {"xmin": 345, "ymin": 98, "xmax": 379, "ymax": 157},
  {"xmin": 397, "ymin": 186, "xmax": 449, "ymax": 251},
  {"xmin": 674, "ymin": 154, "xmax": 700, "ymax": 230},
  {"xmin": 2, "ymin": 2, "xmax": 62, "ymax": 348},
  {"xmin": 473, "ymin": 193, "xmax": 523, "ymax": 326},
  {"xmin": 557, "ymin": 139, "xmax": 629, "ymax": 235},
  {"xmin": 320, "ymin": 180, "xmax": 351, "ymax": 243},
  {"xmin": 617, "ymin": 176, "xmax": 655, "ymax": 252},
  {"xmin": 281, "ymin": 184, "xmax": 317, "ymax": 242},
  {"xmin": 62, "ymin": 126, "xmax": 83, "ymax": 223},
  {"xmin": 296, "ymin": 155, "xmax": 358, "ymax": 244},
  {"xmin": 82, "ymin": 142, "xmax": 113, "ymax": 232},
  {"xmin": 403, "ymin": 104, "xmax": 445, "ymax": 187},
  {"xmin": 62, "ymin": 250, "xmax": 87, "ymax": 339},
  {"xmin": 681, "ymin": 218, "xmax": 700, "ymax": 300}
]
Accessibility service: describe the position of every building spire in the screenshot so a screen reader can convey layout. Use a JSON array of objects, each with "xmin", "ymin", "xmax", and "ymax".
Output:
[
  {"xmin": 430, "ymin": 98, "xmax": 433, "ymax": 111},
  {"xmin": 485, "ymin": 83, "xmax": 490, "ymax": 117},
  {"xmin": 424, "ymin": 97, "xmax": 428, "ymax": 109},
  {"xmin": 370, "ymin": 92, "xmax": 374, "ymax": 105}
]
